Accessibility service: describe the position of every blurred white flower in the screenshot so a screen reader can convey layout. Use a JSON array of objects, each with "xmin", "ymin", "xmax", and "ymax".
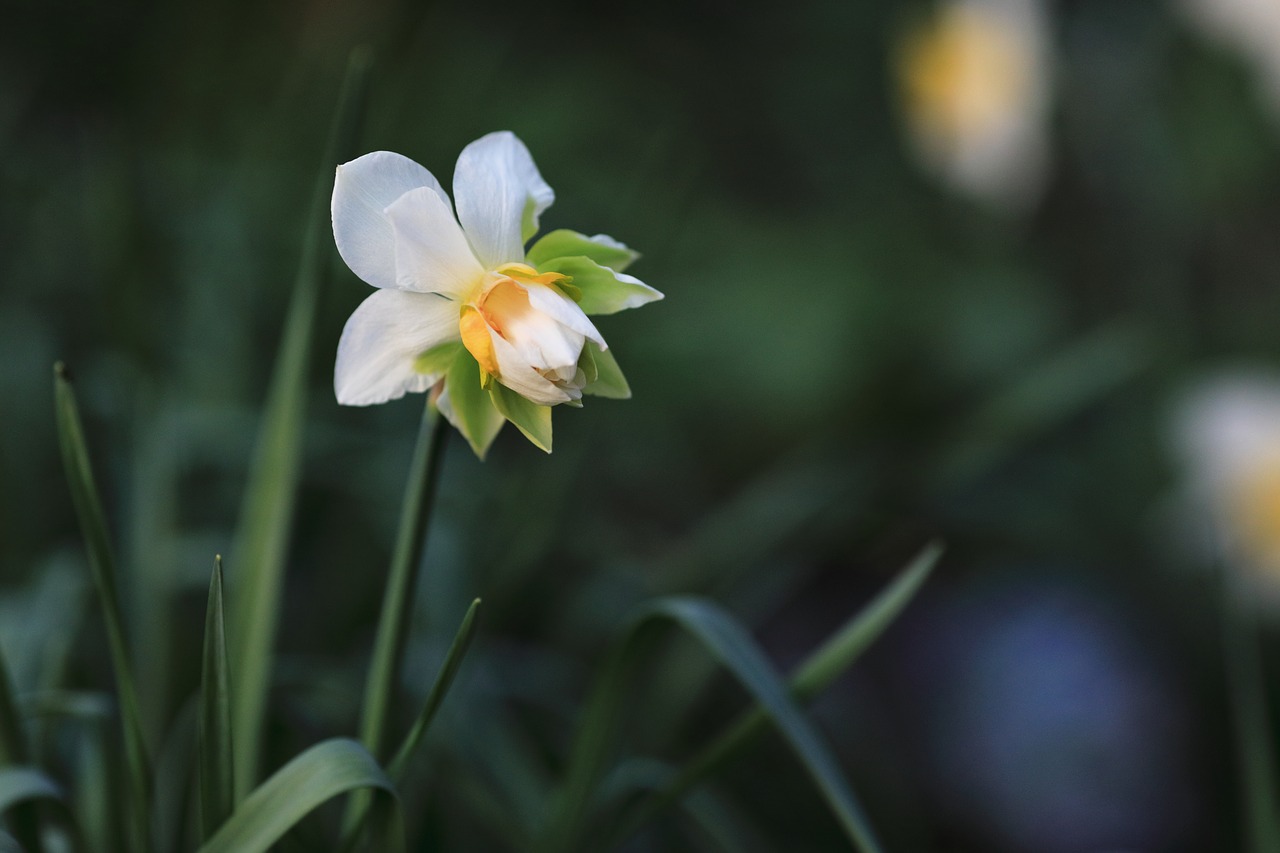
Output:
[
  {"xmin": 1173, "ymin": 373, "xmax": 1280, "ymax": 599},
  {"xmin": 895, "ymin": 0, "xmax": 1052, "ymax": 209},
  {"xmin": 331, "ymin": 131, "xmax": 661, "ymax": 456},
  {"xmin": 1181, "ymin": 0, "xmax": 1280, "ymax": 119}
]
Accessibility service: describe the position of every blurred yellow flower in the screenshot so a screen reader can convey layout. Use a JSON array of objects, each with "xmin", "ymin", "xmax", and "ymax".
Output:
[
  {"xmin": 331, "ymin": 132, "xmax": 661, "ymax": 456},
  {"xmin": 895, "ymin": 0, "xmax": 1051, "ymax": 208},
  {"xmin": 1174, "ymin": 374, "xmax": 1280, "ymax": 596}
]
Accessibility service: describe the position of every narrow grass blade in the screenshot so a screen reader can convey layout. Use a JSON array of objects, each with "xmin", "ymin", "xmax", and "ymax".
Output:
[
  {"xmin": 1224, "ymin": 579, "xmax": 1280, "ymax": 852},
  {"xmin": 612, "ymin": 543, "xmax": 942, "ymax": 846},
  {"xmin": 543, "ymin": 598, "xmax": 890, "ymax": 853},
  {"xmin": 199, "ymin": 557, "xmax": 234, "ymax": 841},
  {"xmin": 386, "ymin": 598, "xmax": 481, "ymax": 781},
  {"xmin": 342, "ymin": 597, "xmax": 479, "ymax": 848},
  {"xmin": 197, "ymin": 738, "xmax": 403, "ymax": 853},
  {"xmin": 227, "ymin": 48, "xmax": 372, "ymax": 798},
  {"xmin": 0, "ymin": 648, "xmax": 41, "ymax": 853},
  {"xmin": 52, "ymin": 362, "xmax": 152, "ymax": 852}
]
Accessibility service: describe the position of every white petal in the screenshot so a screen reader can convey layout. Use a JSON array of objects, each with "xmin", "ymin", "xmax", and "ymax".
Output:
[
  {"xmin": 385, "ymin": 188, "xmax": 485, "ymax": 297},
  {"xmin": 332, "ymin": 151, "xmax": 445, "ymax": 290},
  {"xmin": 335, "ymin": 289, "xmax": 460, "ymax": 406},
  {"xmin": 488, "ymin": 331, "xmax": 572, "ymax": 406},
  {"xmin": 453, "ymin": 131, "xmax": 554, "ymax": 269},
  {"xmin": 523, "ymin": 283, "xmax": 607, "ymax": 349}
]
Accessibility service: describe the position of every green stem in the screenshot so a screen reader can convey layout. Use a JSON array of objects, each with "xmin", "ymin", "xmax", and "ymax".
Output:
[
  {"xmin": 339, "ymin": 399, "xmax": 447, "ymax": 843},
  {"xmin": 358, "ymin": 399, "xmax": 448, "ymax": 759}
]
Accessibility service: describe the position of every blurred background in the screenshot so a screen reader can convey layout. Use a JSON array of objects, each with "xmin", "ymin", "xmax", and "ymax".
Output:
[{"xmin": 4, "ymin": 0, "xmax": 1280, "ymax": 849}]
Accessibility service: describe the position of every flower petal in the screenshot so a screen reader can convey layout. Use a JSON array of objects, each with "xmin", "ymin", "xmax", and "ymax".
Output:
[
  {"xmin": 453, "ymin": 131, "xmax": 554, "ymax": 269},
  {"xmin": 385, "ymin": 188, "xmax": 486, "ymax": 297},
  {"xmin": 332, "ymin": 151, "xmax": 445, "ymax": 290},
  {"xmin": 488, "ymin": 329, "xmax": 574, "ymax": 406},
  {"xmin": 522, "ymin": 281, "xmax": 607, "ymax": 348},
  {"xmin": 335, "ymin": 289, "xmax": 460, "ymax": 406}
]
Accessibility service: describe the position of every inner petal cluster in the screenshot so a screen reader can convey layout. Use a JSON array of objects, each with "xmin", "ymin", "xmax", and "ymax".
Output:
[{"xmin": 458, "ymin": 267, "xmax": 601, "ymax": 405}]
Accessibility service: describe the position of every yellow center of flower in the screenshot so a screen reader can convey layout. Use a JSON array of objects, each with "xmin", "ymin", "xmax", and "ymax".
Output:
[
  {"xmin": 457, "ymin": 264, "xmax": 577, "ymax": 382},
  {"xmin": 897, "ymin": 4, "xmax": 1033, "ymax": 142},
  {"xmin": 1230, "ymin": 454, "xmax": 1280, "ymax": 576}
]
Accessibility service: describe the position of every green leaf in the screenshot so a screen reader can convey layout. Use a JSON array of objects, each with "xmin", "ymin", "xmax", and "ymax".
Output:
[
  {"xmin": 388, "ymin": 598, "xmax": 482, "ymax": 780},
  {"xmin": 344, "ymin": 600, "xmax": 483, "ymax": 848},
  {"xmin": 542, "ymin": 598, "xmax": 887, "ymax": 853},
  {"xmin": 413, "ymin": 341, "xmax": 462, "ymax": 377},
  {"xmin": 227, "ymin": 48, "xmax": 372, "ymax": 799},
  {"xmin": 610, "ymin": 543, "xmax": 943, "ymax": 847},
  {"xmin": 0, "ymin": 767, "xmax": 78, "ymax": 851},
  {"xmin": 489, "ymin": 384, "xmax": 553, "ymax": 453},
  {"xmin": 200, "ymin": 557, "xmax": 234, "ymax": 841},
  {"xmin": 534, "ymin": 255, "xmax": 660, "ymax": 316},
  {"xmin": 197, "ymin": 739, "xmax": 403, "ymax": 853},
  {"xmin": 0, "ymin": 650, "xmax": 40, "ymax": 853},
  {"xmin": 52, "ymin": 362, "xmax": 152, "ymax": 853},
  {"xmin": 582, "ymin": 343, "xmax": 631, "ymax": 400},
  {"xmin": 526, "ymin": 229, "xmax": 639, "ymax": 272},
  {"xmin": 445, "ymin": 353, "xmax": 504, "ymax": 458}
]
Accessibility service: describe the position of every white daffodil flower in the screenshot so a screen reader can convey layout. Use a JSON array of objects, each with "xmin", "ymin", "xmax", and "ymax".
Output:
[
  {"xmin": 331, "ymin": 131, "xmax": 661, "ymax": 457},
  {"xmin": 895, "ymin": 0, "xmax": 1051, "ymax": 209},
  {"xmin": 1174, "ymin": 373, "xmax": 1280, "ymax": 603}
]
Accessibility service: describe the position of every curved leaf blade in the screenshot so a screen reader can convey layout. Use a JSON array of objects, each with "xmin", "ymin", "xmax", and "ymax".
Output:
[
  {"xmin": 198, "ymin": 738, "xmax": 402, "ymax": 853},
  {"xmin": 613, "ymin": 543, "xmax": 943, "ymax": 846},
  {"xmin": 544, "ymin": 593, "xmax": 897, "ymax": 853},
  {"xmin": 52, "ymin": 362, "xmax": 152, "ymax": 852}
]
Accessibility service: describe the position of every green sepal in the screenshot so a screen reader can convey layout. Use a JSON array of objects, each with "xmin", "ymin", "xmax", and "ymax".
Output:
[
  {"xmin": 413, "ymin": 341, "xmax": 462, "ymax": 376},
  {"xmin": 526, "ymin": 230, "xmax": 639, "ymax": 272},
  {"xmin": 489, "ymin": 383, "xmax": 553, "ymax": 453},
  {"xmin": 534, "ymin": 256, "xmax": 660, "ymax": 316},
  {"xmin": 445, "ymin": 354, "xmax": 504, "ymax": 458},
  {"xmin": 583, "ymin": 343, "xmax": 630, "ymax": 399},
  {"xmin": 553, "ymin": 279, "xmax": 583, "ymax": 303},
  {"xmin": 578, "ymin": 345, "xmax": 600, "ymax": 386}
]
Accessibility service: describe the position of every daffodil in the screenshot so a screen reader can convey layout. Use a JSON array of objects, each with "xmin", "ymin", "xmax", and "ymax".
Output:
[
  {"xmin": 1174, "ymin": 373, "xmax": 1280, "ymax": 602},
  {"xmin": 331, "ymin": 131, "xmax": 661, "ymax": 456},
  {"xmin": 895, "ymin": 0, "xmax": 1051, "ymax": 208}
]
